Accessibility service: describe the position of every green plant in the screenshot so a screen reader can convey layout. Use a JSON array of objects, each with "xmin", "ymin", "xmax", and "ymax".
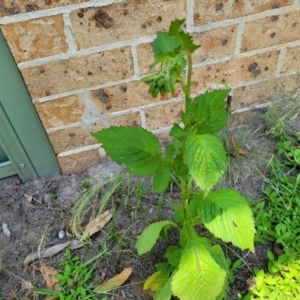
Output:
[
  {"xmin": 80, "ymin": 178, "xmax": 93, "ymax": 193},
  {"xmin": 253, "ymin": 142, "xmax": 300, "ymax": 253},
  {"xmin": 92, "ymin": 19, "xmax": 255, "ymax": 300},
  {"xmin": 265, "ymin": 82, "xmax": 300, "ymax": 138},
  {"xmin": 242, "ymin": 251, "xmax": 300, "ymax": 299},
  {"xmin": 37, "ymin": 248, "xmax": 105, "ymax": 300}
]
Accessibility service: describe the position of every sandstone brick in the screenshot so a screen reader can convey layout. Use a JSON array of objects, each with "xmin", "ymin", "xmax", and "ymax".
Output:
[
  {"xmin": 70, "ymin": 0, "xmax": 186, "ymax": 49},
  {"xmin": 21, "ymin": 47, "xmax": 133, "ymax": 99},
  {"xmin": 136, "ymin": 43, "xmax": 159, "ymax": 75},
  {"xmin": 281, "ymin": 46, "xmax": 300, "ymax": 74},
  {"xmin": 230, "ymin": 109, "xmax": 266, "ymax": 127},
  {"xmin": 191, "ymin": 51, "xmax": 280, "ymax": 94},
  {"xmin": 90, "ymin": 81, "xmax": 159, "ymax": 114},
  {"xmin": 144, "ymin": 101, "xmax": 184, "ymax": 131},
  {"xmin": 232, "ymin": 75, "xmax": 300, "ymax": 110},
  {"xmin": 156, "ymin": 131, "xmax": 173, "ymax": 146},
  {"xmin": 58, "ymin": 149, "xmax": 100, "ymax": 174},
  {"xmin": 241, "ymin": 10, "xmax": 300, "ymax": 52},
  {"xmin": 108, "ymin": 112, "xmax": 141, "ymax": 127},
  {"xmin": 194, "ymin": 0, "xmax": 292, "ymax": 26},
  {"xmin": 48, "ymin": 123, "xmax": 104, "ymax": 154},
  {"xmin": 0, "ymin": 0, "xmax": 89, "ymax": 17},
  {"xmin": 35, "ymin": 95, "xmax": 84, "ymax": 129},
  {"xmin": 192, "ymin": 25, "xmax": 237, "ymax": 63},
  {"xmin": 1, "ymin": 16, "xmax": 68, "ymax": 63}
]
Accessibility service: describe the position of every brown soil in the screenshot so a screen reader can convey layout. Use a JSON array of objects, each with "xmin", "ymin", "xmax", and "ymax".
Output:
[{"xmin": 0, "ymin": 109, "xmax": 284, "ymax": 300}]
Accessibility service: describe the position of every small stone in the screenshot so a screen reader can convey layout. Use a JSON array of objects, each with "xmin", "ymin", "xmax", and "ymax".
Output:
[{"xmin": 58, "ymin": 230, "xmax": 65, "ymax": 239}]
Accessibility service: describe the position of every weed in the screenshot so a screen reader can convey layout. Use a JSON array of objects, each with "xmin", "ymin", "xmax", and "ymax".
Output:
[
  {"xmin": 242, "ymin": 251, "xmax": 300, "ymax": 299},
  {"xmin": 91, "ymin": 19, "xmax": 255, "ymax": 300},
  {"xmin": 37, "ymin": 247, "xmax": 106, "ymax": 300},
  {"xmin": 253, "ymin": 147, "xmax": 300, "ymax": 254},
  {"xmin": 265, "ymin": 82, "xmax": 300, "ymax": 137},
  {"xmin": 71, "ymin": 171, "xmax": 131, "ymax": 238},
  {"xmin": 80, "ymin": 178, "xmax": 93, "ymax": 193}
]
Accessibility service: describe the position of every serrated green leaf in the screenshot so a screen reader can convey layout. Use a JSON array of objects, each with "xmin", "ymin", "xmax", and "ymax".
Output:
[
  {"xmin": 187, "ymin": 89, "xmax": 230, "ymax": 134},
  {"xmin": 153, "ymin": 165, "xmax": 170, "ymax": 193},
  {"xmin": 172, "ymin": 233, "xmax": 227, "ymax": 300},
  {"xmin": 151, "ymin": 32, "xmax": 181, "ymax": 56},
  {"xmin": 168, "ymin": 19, "xmax": 199, "ymax": 53},
  {"xmin": 135, "ymin": 221, "xmax": 177, "ymax": 255},
  {"xmin": 155, "ymin": 262, "xmax": 173, "ymax": 274},
  {"xmin": 165, "ymin": 246, "xmax": 182, "ymax": 267},
  {"xmin": 170, "ymin": 124, "xmax": 188, "ymax": 139},
  {"xmin": 92, "ymin": 127, "xmax": 165, "ymax": 175},
  {"xmin": 185, "ymin": 134, "xmax": 227, "ymax": 193},
  {"xmin": 194, "ymin": 189, "xmax": 255, "ymax": 251},
  {"xmin": 165, "ymin": 145, "xmax": 175, "ymax": 162}
]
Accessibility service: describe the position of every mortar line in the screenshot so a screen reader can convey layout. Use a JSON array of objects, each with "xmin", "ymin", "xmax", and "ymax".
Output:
[
  {"xmin": 192, "ymin": 39, "xmax": 300, "ymax": 70},
  {"xmin": 275, "ymin": 48, "xmax": 287, "ymax": 77},
  {"xmin": 58, "ymin": 144, "xmax": 101, "ymax": 157},
  {"xmin": 18, "ymin": 36, "xmax": 156, "ymax": 69},
  {"xmin": 18, "ymin": 25, "xmax": 300, "ymax": 71},
  {"xmin": 139, "ymin": 110, "xmax": 146, "ymax": 129},
  {"xmin": 131, "ymin": 45, "xmax": 140, "ymax": 77},
  {"xmin": 0, "ymin": 0, "xmax": 123, "ymax": 24},
  {"xmin": 44, "ymin": 96, "xmax": 185, "ymax": 132},
  {"xmin": 185, "ymin": 0, "xmax": 194, "ymax": 32},
  {"xmin": 32, "ymin": 76, "xmax": 141, "ymax": 103},
  {"xmin": 232, "ymin": 102, "xmax": 271, "ymax": 114},
  {"xmin": 46, "ymin": 122, "xmax": 81, "ymax": 133},
  {"xmin": 63, "ymin": 13, "xmax": 77, "ymax": 53},
  {"xmin": 234, "ymin": 20, "xmax": 245, "ymax": 56}
]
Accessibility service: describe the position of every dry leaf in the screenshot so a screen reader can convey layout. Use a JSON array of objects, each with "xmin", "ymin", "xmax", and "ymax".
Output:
[
  {"xmin": 23, "ymin": 239, "xmax": 83, "ymax": 264},
  {"xmin": 230, "ymin": 134, "xmax": 248, "ymax": 155},
  {"xmin": 40, "ymin": 265, "xmax": 60, "ymax": 290},
  {"xmin": 94, "ymin": 267, "xmax": 132, "ymax": 293},
  {"xmin": 82, "ymin": 209, "xmax": 112, "ymax": 239},
  {"xmin": 68, "ymin": 239, "xmax": 84, "ymax": 250},
  {"xmin": 24, "ymin": 193, "xmax": 33, "ymax": 203},
  {"xmin": 22, "ymin": 198, "xmax": 39, "ymax": 210}
]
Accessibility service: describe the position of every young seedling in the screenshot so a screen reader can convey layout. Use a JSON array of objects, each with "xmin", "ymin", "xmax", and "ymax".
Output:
[{"xmin": 92, "ymin": 19, "xmax": 255, "ymax": 300}]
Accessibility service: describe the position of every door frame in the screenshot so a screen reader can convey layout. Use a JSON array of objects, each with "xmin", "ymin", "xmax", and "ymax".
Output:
[{"xmin": 0, "ymin": 28, "xmax": 60, "ymax": 180}]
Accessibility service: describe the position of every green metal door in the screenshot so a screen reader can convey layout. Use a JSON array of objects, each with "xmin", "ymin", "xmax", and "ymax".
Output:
[
  {"xmin": 0, "ymin": 143, "xmax": 17, "ymax": 179},
  {"xmin": 0, "ymin": 28, "xmax": 60, "ymax": 181},
  {"xmin": 0, "ymin": 145, "xmax": 9, "ymax": 162}
]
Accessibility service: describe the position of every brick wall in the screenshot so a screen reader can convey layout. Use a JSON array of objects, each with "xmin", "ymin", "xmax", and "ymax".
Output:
[{"xmin": 1, "ymin": 0, "xmax": 300, "ymax": 174}]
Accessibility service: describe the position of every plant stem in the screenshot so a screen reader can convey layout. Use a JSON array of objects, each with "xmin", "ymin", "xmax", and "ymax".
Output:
[{"xmin": 180, "ymin": 179, "xmax": 189, "ymax": 217}]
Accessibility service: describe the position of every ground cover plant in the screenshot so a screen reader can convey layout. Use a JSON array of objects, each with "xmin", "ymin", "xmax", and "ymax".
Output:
[
  {"xmin": 242, "ymin": 91, "xmax": 300, "ymax": 299},
  {"xmin": 92, "ymin": 19, "xmax": 255, "ymax": 300}
]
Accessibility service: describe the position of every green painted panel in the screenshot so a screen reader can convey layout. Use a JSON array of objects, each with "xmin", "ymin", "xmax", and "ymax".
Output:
[
  {"xmin": 0, "ymin": 144, "xmax": 9, "ymax": 163},
  {"xmin": 0, "ymin": 161, "xmax": 17, "ymax": 179},
  {"xmin": 0, "ymin": 103, "xmax": 37, "ymax": 181},
  {"xmin": 0, "ymin": 28, "xmax": 60, "ymax": 178}
]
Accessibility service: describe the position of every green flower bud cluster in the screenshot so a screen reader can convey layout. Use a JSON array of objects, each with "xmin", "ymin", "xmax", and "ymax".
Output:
[{"xmin": 141, "ymin": 54, "xmax": 186, "ymax": 98}]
